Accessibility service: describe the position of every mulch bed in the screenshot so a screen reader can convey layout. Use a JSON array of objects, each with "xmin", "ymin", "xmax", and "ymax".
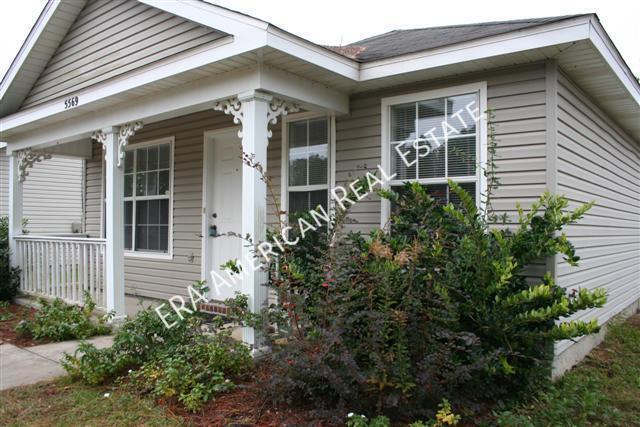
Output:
[
  {"xmin": 166, "ymin": 363, "xmax": 329, "ymax": 427},
  {"xmin": 0, "ymin": 303, "xmax": 44, "ymax": 347}
]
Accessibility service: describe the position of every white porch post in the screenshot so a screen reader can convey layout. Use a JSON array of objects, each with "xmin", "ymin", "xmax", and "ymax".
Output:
[
  {"xmin": 99, "ymin": 127, "xmax": 126, "ymax": 319},
  {"xmin": 8, "ymin": 153, "xmax": 23, "ymax": 269},
  {"xmin": 238, "ymin": 91, "xmax": 271, "ymax": 346},
  {"xmin": 215, "ymin": 92, "xmax": 299, "ymax": 348},
  {"xmin": 92, "ymin": 122, "xmax": 142, "ymax": 319}
]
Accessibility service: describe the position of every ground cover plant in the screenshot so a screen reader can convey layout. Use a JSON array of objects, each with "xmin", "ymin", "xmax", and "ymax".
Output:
[
  {"xmin": 14, "ymin": 293, "xmax": 111, "ymax": 342},
  {"xmin": 62, "ymin": 304, "xmax": 254, "ymax": 412}
]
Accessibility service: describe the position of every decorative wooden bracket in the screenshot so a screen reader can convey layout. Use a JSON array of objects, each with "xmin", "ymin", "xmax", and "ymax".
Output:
[
  {"xmin": 267, "ymin": 98, "xmax": 300, "ymax": 138},
  {"xmin": 91, "ymin": 121, "xmax": 144, "ymax": 167},
  {"xmin": 17, "ymin": 149, "xmax": 52, "ymax": 182},
  {"xmin": 214, "ymin": 94, "xmax": 300, "ymax": 140}
]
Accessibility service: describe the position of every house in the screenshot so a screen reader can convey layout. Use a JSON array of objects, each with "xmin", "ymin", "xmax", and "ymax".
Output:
[
  {"xmin": 0, "ymin": 0, "xmax": 638, "ymax": 374},
  {"xmin": 0, "ymin": 143, "xmax": 84, "ymax": 234}
]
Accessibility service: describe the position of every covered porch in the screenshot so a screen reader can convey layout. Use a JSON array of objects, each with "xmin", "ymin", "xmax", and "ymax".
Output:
[{"xmin": 4, "ymin": 68, "xmax": 347, "ymax": 346}]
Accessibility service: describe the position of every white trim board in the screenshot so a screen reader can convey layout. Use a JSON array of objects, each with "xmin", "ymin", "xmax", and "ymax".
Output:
[{"xmin": 4, "ymin": 66, "xmax": 349, "ymax": 153}]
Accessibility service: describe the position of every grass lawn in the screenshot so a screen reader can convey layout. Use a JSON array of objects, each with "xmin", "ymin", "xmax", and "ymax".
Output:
[
  {"xmin": 495, "ymin": 313, "xmax": 640, "ymax": 426},
  {"xmin": 1, "ymin": 313, "xmax": 638, "ymax": 426},
  {"xmin": 0, "ymin": 378, "xmax": 182, "ymax": 427}
]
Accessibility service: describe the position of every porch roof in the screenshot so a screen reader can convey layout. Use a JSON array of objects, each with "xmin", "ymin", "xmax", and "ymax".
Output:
[{"xmin": 1, "ymin": 1, "xmax": 639, "ymax": 144}]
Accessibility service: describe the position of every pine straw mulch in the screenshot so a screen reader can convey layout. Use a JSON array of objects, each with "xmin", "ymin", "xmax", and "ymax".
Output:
[
  {"xmin": 0, "ymin": 303, "xmax": 43, "ymax": 347},
  {"xmin": 164, "ymin": 363, "xmax": 331, "ymax": 427}
]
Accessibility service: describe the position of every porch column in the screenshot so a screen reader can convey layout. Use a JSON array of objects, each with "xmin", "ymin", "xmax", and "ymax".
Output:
[
  {"xmin": 215, "ymin": 92, "xmax": 299, "ymax": 348},
  {"xmin": 238, "ymin": 90, "xmax": 272, "ymax": 346},
  {"xmin": 8, "ymin": 153, "xmax": 23, "ymax": 268},
  {"xmin": 93, "ymin": 127, "xmax": 126, "ymax": 319}
]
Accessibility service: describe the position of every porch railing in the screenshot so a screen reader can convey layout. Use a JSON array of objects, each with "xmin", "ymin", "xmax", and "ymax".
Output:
[{"xmin": 14, "ymin": 235, "xmax": 107, "ymax": 309}]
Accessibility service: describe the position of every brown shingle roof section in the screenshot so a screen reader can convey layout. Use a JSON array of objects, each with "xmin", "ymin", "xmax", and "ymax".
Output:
[{"xmin": 328, "ymin": 15, "xmax": 589, "ymax": 62}]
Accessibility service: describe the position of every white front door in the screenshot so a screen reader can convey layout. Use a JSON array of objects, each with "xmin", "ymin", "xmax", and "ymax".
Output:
[{"xmin": 202, "ymin": 129, "xmax": 243, "ymax": 301}]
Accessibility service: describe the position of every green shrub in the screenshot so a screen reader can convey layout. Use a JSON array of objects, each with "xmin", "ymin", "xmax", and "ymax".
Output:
[
  {"xmin": 0, "ymin": 301, "xmax": 13, "ymax": 321},
  {"xmin": 15, "ymin": 293, "xmax": 110, "ymax": 341},
  {"xmin": 258, "ymin": 181, "xmax": 606, "ymax": 420},
  {"xmin": 128, "ymin": 335, "xmax": 252, "ymax": 411},
  {"xmin": 0, "ymin": 216, "xmax": 20, "ymax": 302},
  {"xmin": 63, "ymin": 303, "xmax": 253, "ymax": 411}
]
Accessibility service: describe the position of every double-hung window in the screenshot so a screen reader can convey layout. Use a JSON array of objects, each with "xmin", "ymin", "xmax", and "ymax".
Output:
[
  {"xmin": 123, "ymin": 137, "xmax": 173, "ymax": 256},
  {"xmin": 382, "ymin": 83, "xmax": 487, "ymax": 213},
  {"xmin": 285, "ymin": 117, "xmax": 330, "ymax": 215}
]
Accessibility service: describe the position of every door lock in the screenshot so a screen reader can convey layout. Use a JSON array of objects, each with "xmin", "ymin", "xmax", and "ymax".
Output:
[{"xmin": 208, "ymin": 225, "xmax": 218, "ymax": 237}]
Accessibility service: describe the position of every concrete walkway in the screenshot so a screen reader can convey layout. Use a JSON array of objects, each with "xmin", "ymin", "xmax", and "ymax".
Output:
[{"xmin": 0, "ymin": 335, "xmax": 113, "ymax": 390}]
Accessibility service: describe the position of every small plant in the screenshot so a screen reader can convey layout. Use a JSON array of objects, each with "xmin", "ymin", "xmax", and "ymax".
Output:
[
  {"xmin": 63, "ymin": 296, "xmax": 253, "ymax": 411},
  {"xmin": 15, "ymin": 293, "xmax": 110, "ymax": 341},
  {"xmin": 0, "ymin": 301, "xmax": 13, "ymax": 321},
  {"xmin": 433, "ymin": 399, "xmax": 461, "ymax": 426},
  {"xmin": 346, "ymin": 414, "xmax": 391, "ymax": 427},
  {"xmin": 0, "ymin": 216, "xmax": 21, "ymax": 302},
  {"xmin": 127, "ymin": 335, "xmax": 252, "ymax": 411}
]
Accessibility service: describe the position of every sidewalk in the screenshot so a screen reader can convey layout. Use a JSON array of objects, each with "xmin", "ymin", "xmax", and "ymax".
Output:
[{"xmin": 0, "ymin": 335, "xmax": 113, "ymax": 390}]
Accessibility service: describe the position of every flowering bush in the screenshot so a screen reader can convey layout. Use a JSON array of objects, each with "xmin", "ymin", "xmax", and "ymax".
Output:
[{"xmin": 256, "ymin": 179, "xmax": 606, "ymax": 420}]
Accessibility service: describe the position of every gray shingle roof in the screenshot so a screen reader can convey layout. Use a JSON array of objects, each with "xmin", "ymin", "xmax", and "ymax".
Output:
[{"xmin": 326, "ymin": 15, "xmax": 588, "ymax": 62}]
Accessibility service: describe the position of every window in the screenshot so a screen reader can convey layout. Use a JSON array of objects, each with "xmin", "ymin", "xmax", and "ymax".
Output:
[
  {"xmin": 123, "ymin": 139, "xmax": 173, "ymax": 255},
  {"xmin": 285, "ymin": 117, "xmax": 330, "ymax": 215},
  {"xmin": 382, "ymin": 83, "xmax": 486, "ymax": 215}
]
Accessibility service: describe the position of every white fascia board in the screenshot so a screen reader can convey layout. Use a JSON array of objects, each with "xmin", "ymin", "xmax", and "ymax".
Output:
[
  {"xmin": 0, "ymin": 0, "xmax": 59, "ymax": 100},
  {"xmin": 266, "ymin": 27, "xmax": 360, "ymax": 81},
  {"xmin": 5, "ymin": 67, "xmax": 262, "ymax": 153},
  {"xmin": 588, "ymin": 19, "xmax": 640, "ymax": 108},
  {"xmin": 258, "ymin": 65, "xmax": 349, "ymax": 114},
  {"xmin": 138, "ymin": 0, "xmax": 269, "ymax": 37},
  {"xmin": 358, "ymin": 17, "xmax": 592, "ymax": 81},
  {"xmin": 4, "ymin": 63, "xmax": 350, "ymax": 153},
  {"xmin": 0, "ymin": 35, "xmax": 256, "ymax": 134}
]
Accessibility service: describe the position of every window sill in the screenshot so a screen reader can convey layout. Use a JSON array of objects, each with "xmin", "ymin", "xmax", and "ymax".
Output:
[{"xmin": 124, "ymin": 251, "xmax": 173, "ymax": 261}]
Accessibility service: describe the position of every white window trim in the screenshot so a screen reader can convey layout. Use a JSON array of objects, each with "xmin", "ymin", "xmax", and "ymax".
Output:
[
  {"xmin": 280, "ymin": 112, "xmax": 335, "ymax": 220},
  {"xmin": 380, "ymin": 81, "xmax": 488, "ymax": 228},
  {"xmin": 123, "ymin": 136, "xmax": 175, "ymax": 260}
]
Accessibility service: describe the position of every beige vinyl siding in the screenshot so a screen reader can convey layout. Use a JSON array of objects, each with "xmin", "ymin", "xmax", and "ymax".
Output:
[
  {"xmin": 85, "ymin": 142, "xmax": 103, "ymax": 237},
  {"xmin": 336, "ymin": 63, "xmax": 548, "ymax": 235},
  {"xmin": 554, "ymin": 70, "xmax": 640, "ymax": 354},
  {"xmin": 21, "ymin": 0, "xmax": 227, "ymax": 109},
  {"xmin": 0, "ymin": 148, "xmax": 83, "ymax": 234},
  {"xmin": 84, "ymin": 110, "xmax": 283, "ymax": 300}
]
